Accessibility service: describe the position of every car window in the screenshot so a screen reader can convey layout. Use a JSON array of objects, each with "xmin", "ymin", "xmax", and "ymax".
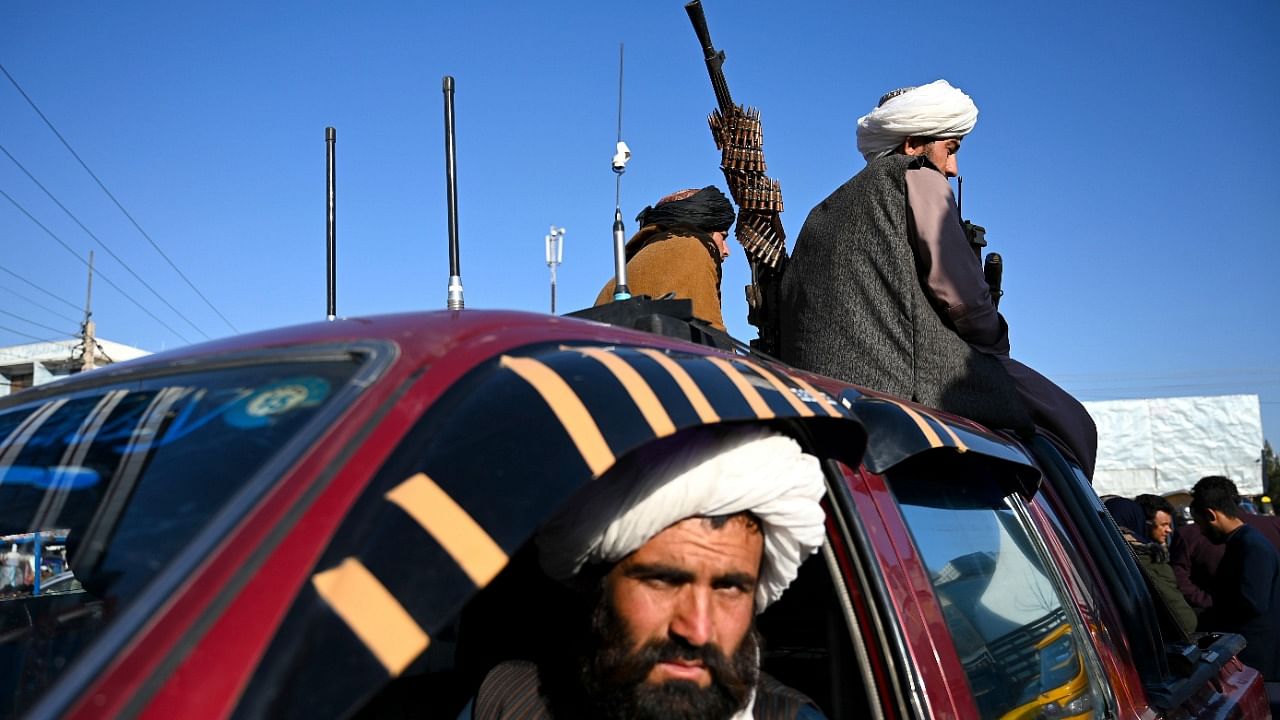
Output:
[
  {"xmin": 884, "ymin": 465, "xmax": 1106, "ymax": 720},
  {"xmin": 0, "ymin": 358, "xmax": 364, "ymax": 718}
]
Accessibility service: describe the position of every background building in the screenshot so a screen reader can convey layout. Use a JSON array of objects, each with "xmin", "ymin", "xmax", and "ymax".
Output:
[
  {"xmin": 1084, "ymin": 394, "xmax": 1264, "ymax": 497},
  {"xmin": 0, "ymin": 338, "xmax": 150, "ymax": 397}
]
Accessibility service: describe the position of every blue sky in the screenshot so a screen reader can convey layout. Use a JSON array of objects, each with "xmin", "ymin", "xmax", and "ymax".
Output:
[{"xmin": 2, "ymin": 1, "xmax": 1278, "ymax": 448}]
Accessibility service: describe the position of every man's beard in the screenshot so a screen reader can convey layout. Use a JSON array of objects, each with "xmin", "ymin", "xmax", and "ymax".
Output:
[{"xmin": 577, "ymin": 593, "xmax": 760, "ymax": 720}]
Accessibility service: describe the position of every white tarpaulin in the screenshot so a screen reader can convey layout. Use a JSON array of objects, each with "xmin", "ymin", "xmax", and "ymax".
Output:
[{"xmin": 1083, "ymin": 395, "xmax": 1264, "ymax": 497}]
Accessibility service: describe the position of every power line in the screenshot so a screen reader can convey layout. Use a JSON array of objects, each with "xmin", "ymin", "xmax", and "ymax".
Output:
[
  {"xmin": 0, "ymin": 283, "xmax": 81, "ymax": 325},
  {"xmin": 0, "ymin": 265, "xmax": 83, "ymax": 314},
  {"xmin": 0, "ymin": 61, "xmax": 239, "ymax": 334},
  {"xmin": 0, "ymin": 309, "xmax": 77, "ymax": 338},
  {"xmin": 0, "ymin": 143, "xmax": 211, "ymax": 341},
  {"xmin": 0, "ymin": 323, "xmax": 72, "ymax": 345},
  {"xmin": 0, "ymin": 187, "xmax": 191, "ymax": 344}
]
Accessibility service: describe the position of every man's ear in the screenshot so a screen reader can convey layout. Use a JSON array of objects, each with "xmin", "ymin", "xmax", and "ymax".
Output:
[{"xmin": 901, "ymin": 136, "xmax": 925, "ymax": 156}]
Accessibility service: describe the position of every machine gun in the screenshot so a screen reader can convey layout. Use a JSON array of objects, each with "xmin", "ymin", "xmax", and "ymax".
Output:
[
  {"xmin": 957, "ymin": 176, "xmax": 1004, "ymax": 310},
  {"xmin": 685, "ymin": 0, "xmax": 787, "ymax": 355}
]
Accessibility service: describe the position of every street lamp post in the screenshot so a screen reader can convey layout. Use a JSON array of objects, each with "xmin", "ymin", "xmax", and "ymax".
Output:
[{"xmin": 545, "ymin": 226, "xmax": 565, "ymax": 314}]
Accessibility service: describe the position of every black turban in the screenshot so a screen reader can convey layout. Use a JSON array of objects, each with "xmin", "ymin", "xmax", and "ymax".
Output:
[
  {"xmin": 635, "ymin": 186, "xmax": 735, "ymax": 233},
  {"xmin": 1104, "ymin": 497, "xmax": 1148, "ymax": 539}
]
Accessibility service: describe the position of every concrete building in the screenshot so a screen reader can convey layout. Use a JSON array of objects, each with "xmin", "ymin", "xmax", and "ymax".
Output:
[{"xmin": 0, "ymin": 338, "xmax": 150, "ymax": 398}]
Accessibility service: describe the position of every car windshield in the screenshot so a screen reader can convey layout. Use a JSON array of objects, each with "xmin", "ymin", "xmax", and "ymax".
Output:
[{"xmin": 0, "ymin": 357, "xmax": 363, "ymax": 718}]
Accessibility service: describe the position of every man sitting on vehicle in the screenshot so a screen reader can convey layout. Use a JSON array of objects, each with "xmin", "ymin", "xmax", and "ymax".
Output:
[
  {"xmin": 469, "ymin": 426, "xmax": 828, "ymax": 719},
  {"xmin": 595, "ymin": 186, "xmax": 736, "ymax": 332}
]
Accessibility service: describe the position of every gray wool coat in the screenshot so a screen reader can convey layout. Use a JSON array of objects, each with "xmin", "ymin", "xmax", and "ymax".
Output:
[{"xmin": 780, "ymin": 154, "xmax": 1033, "ymax": 434}]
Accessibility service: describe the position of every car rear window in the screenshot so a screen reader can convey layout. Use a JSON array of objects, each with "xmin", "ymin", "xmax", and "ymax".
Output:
[
  {"xmin": 885, "ymin": 464, "xmax": 1105, "ymax": 720},
  {"xmin": 0, "ymin": 357, "xmax": 364, "ymax": 718}
]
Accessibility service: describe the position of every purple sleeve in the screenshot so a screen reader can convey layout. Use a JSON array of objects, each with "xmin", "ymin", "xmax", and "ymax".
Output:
[
  {"xmin": 1170, "ymin": 528, "xmax": 1213, "ymax": 610},
  {"xmin": 904, "ymin": 167, "xmax": 1008, "ymax": 354}
]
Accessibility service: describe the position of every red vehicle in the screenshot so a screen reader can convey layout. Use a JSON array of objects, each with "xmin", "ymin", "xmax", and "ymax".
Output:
[{"xmin": 0, "ymin": 309, "xmax": 1269, "ymax": 718}]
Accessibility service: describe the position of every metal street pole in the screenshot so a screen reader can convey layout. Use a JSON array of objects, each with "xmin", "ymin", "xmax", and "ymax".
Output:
[{"xmin": 545, "ymin": 226, "xmax": 565, "ymax": 314}]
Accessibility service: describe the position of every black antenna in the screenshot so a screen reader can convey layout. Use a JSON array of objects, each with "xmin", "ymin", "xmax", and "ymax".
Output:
[
  {"xmin": 326, "ymin": 127, "xmax": 337, "ymax": 321},
  {"xmin": 443, "ymin": 76, "xmax": 464, "ymax": 310},
  {"xmin": 609, "ymin": 43, "xmax": 632, "ymax": 300}
]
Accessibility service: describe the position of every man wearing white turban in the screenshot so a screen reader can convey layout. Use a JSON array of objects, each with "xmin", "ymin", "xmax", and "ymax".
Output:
[
  {"xmin": 469, "ymin": 426, "xmax": 829, "ymax": 720},
  {"xmin": 781, "ymin": 80, "xmax": 1097, "ymax": 479}
]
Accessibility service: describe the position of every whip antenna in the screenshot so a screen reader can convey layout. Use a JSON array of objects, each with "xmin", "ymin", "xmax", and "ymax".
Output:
[
  {"xmin": 609, "ymin": 43, "xmax": 632, "ymax": 300},
  {"xmin": 326, "ymin": 126, "xmax": 337, "ymax": 321},
  {"xmin": 443, "ymin": 75, "xmax": 464, "ymax": 310}
]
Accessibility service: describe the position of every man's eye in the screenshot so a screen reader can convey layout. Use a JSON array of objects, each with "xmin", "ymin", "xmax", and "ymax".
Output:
[{"xmin": 642, "ymin": 576, "xmax": 676, "ymax": 589}]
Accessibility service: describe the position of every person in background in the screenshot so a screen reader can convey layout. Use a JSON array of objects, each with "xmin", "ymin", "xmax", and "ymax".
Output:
[
  {"xmin": 1105, "ymin": 497, "xmax": 1196, "ymax": 637},
  {"xmin": 1171, "ymin": 476, "xmax": 1280, "ymax": 612},
  {"xmin": 1135, "ymin": 494, "xmax": 1177, "ymax": 546},
  {"xmin": 1190, "ymin": 476, "xmax": 1280, "ymax": 680}
]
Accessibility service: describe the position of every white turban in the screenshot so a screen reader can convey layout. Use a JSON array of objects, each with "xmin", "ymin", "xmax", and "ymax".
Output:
[
  {"xmin": 536, "ymin": 426, "xmax": 827, "ymax": 612},
  {"xmin": 855, "ymin": 79, "xmax": 978, "ymax": 162}
]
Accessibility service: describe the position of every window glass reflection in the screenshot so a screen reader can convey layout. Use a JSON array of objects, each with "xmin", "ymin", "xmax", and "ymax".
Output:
[{"xmin": 886, "ymin": 468, "xmax": 1098, "ymax": 719}]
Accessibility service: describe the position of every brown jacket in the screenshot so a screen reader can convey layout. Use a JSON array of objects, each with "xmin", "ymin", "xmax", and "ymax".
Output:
[{"xmin": 595, "ymin": 225, "xmax": 726, "ymax": 331}]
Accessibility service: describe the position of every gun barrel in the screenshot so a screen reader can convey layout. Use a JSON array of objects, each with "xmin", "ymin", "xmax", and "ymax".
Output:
[{"xmin": 684, "ymin": 0, "xmax": 733, "ymax": 111}]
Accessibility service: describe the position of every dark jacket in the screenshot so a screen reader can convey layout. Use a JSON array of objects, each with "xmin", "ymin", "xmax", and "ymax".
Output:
[
  {"xmin": 472, "ymin": 660, "xmax": 822, "ymax": 719},
  {"xmin": 1171, "ymin": 514, "xmax": 1280, "ymax": 610},
  {"xmin": 780, "ymin": 154, "xmax": 1031, "ymax": 433},
  {"xmin": 1198, "ymin": 524, "xmax": 1280, "ymax": 680}
]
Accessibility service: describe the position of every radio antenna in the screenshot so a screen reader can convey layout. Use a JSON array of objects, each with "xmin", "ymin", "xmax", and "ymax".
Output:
[
  {"xmin": 443, "ymin": 76, "xmax": 464, "ymax": 310},
  {"xmin": 609, "ymin": 43, "xmax": 632, "ymax": 300},
  {"xmin": 325, "ymin": 126, "xmax": 337, "ymax": 321}
]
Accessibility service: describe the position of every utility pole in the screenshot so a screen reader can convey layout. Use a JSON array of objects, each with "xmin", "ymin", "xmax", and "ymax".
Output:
[
  {"xmin": 545, "ymin": 226, "xmax": 565, "ymax": 314},
  {"xmin": 80, "ymin": 250, "xmax": 96, "ymax": 371}
]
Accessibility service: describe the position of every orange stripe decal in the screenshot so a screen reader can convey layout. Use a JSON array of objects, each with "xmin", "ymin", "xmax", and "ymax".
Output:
[
  {"xmin": 387, "ymin": 472, "xmax": 509, "ymax": 587},
  {"xmin": 882, "ymin": 398, "xmax": 944, "ymax": 448},
  {"xmin": 635, "ymin": 348, "xmax": 720, "ymax": 423},
  {"xmin": 500, "ymin": 355, "xmax": 614, "ymax": 476},
  {"xmin": 312, "ymin": 558, "xmax": 430, "ymax": 676},
  {"xmin": 739, "ymin": 360, "xmax": 815, "ymax": 417},
  {"xmin": 575, "ymin": 348, "xmax": 677, "ymax": 437},
  {"xmin": 788, "ymin": 375, "xmax": 842, "ymax": 418},
  {"xmin": 707, "ymin": 357, "xmax": 774, "ymax": 419},
  {"xmin": 934, "ymin": 420, "xmax": 969, "ymax": 453}
]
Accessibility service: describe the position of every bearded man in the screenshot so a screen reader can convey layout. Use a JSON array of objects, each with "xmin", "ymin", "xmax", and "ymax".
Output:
[
  {"xmin": 470, "ymin": 427, "xmax": 828, "ymax": 719},
  {"xmin": 595, "ymin": 186, "xmax": 735, "ymax": 332},
  {"xmin": 780, "ymin": 80, "xmax": 1097, "ymax": 478}
]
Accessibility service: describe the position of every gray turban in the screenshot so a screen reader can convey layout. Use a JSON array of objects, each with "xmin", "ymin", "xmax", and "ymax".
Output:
[
  {"xmin": 536, "ymin": 426, "xmax": 827, "ymax": 612},
  {"xmin": 856, "ymin": 79, "xmax": 979, "ymax": 162}
]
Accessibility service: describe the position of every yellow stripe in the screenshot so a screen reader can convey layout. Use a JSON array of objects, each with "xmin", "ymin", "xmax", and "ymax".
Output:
[
  {"xmin": 575, "ymin": 348, "xmax": 677, "ymax": 437},
  {"xmin": 788, "ymin": 374, "xmax": 842, "ymax": 418},
  {"xmin": 635, "ymin": 348, "xmax": 720, "ymax": 423},
  {"xmin": 387, "ymin": 472, "xmax": 509, "ymax": 587},
  {"xmin": 707, "ymin": 357, "xmax": 775, "ymax": 419},
  {"xmin": 500, "ymin": 355, "xmax": 614, "ymax": 476},
  {"xmin": 312, "ymin": 558, "xmax": 430, "ymax": 676},
  {"xmin": 738, "ymin": 360, "xmax": 814, "ymax": 417},
  {"xmin": 882, "ymin": 398, "xmax": 944, "ymax": 448},
  {"xmin": 933, "ymin": 419, "xmax": 969, "ymax": 453}
]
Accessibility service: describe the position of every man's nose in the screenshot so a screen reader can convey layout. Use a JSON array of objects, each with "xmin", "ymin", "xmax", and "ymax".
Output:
[{"xmin": 669, "ymin": 588, "xmax": 713, "ymax": 647}]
